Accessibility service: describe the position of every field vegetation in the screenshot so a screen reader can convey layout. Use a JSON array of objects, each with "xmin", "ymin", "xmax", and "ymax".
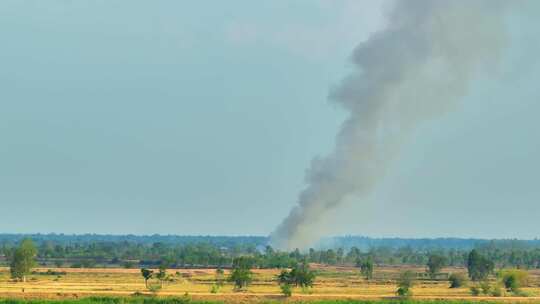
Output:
[
  {"xmin": 2, "ymin": 298, "xmax": 539, "ymax": 304},
  {"xmin": 2, "ymin": 236, "xmax": 540, "ymax": 303}
]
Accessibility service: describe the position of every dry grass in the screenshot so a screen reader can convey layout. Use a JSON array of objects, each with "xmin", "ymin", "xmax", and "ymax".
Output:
[{"xmin": 0, "ymin": 266, "xmax": 539, "ymax": 302}]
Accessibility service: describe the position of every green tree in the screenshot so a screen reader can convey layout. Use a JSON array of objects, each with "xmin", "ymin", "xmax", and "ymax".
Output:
[
  {"xmin": 215, "ymin": 267, "xmax": 225, "ymax": 286},
  {"xmin": 449, "ymin": 273, "xmax": 468, "ymax": 288},
  {"xmin": 228, "ymin": 257, "xmax": 253, "ymax": 291},
  {"xmin": 467, "ymin": 250, "xmax": 494, "ymax": 281},
  {"xmin": 10, "ymin": 239, "xmax": 37, "ymax": 282},
  {"xmin": 278, "ymin": 262, "xmax": 315, "ymax": 288},
  {"xmin": 499, "ymin": 269, "xmax": 529, "ymax": 293},
  {"xmin": 141, "ymin": 268, "xmax": 154, "ymax": 288},
  {"xmin": 277, "ymin": 262, "xmax": 316, "ymax": 296},
  {"xmin": 280, "ymin": 282, "xmax": 292, "ymax": 297},
  {"xmin": 357, "ymin": 257, "xmax": 374, "ymax": 280},
  {"xmin": 396, "ymin": 270, "xmax": 415, "ymax": 297},
  {"xmin": 427, "ymin": 254, "xmax": 447, "ymax": 279},
  {"xmin": 292, "ymin": 263, "xmax": 316, "ymax": 288},
  {"xmin": 156, "ymin": 265, "xmax": 168, "ymax": 287}
]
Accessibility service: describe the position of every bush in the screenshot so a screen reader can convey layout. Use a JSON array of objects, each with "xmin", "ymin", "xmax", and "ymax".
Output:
[
  {"xmin": 499, "ymin": 269, "xmax": 529, "ymax": 293},
  {"xmin": 480, "ymin": 280, "xmax": 491, "ymax": 295},
  {"xmin": 503, "ymin": 275, "xmax": 518, "ymax": 291},
  {"xmin": 513, "ymin": 289, "xmax": 530, "ymax": 297},
  {"xmin": 470, "ymin": 286, "xmax": 481, "ymax": 296},
  {"xmin": 210, "ymin": 284, "xmax": 220, "ymax": 294},
  {"xmin": 449, "ymin": 273, "xmax": 467, "ymax": 288},
  {"xmin": 490, "ymin": 284, "xmax": 503, "ymax": 297},
  {"xmin": 396, "ymin": 270, "xmax": 415, "ymax": 297},
  {"xmin": 147, "ymin": 284, "xmax": 162, "ymax": 293},
  {"xmin": 397, "ymin": 287, "xmax": 411, "ymax": 297},
  {"xmin": 280, "ymin": 283, "xmax": 292, "ymax": 297},
  {"xmin": 301, "ymin": 286, "xmax": 313, "ymax": 294}
]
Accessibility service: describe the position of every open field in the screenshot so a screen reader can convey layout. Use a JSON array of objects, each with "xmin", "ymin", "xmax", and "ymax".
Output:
[
  {"xmin": 4, "ymin": 299, "xmax": 540, "ymax": 304},
  {"xmin": 1, "ymin": 266, "xmax": 540, "ymax": 303}
]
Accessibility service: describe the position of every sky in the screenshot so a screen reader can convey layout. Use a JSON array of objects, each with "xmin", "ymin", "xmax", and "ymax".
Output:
[{"xmin": 1, "ymin": 1, "xmax": 539, "ymax": 239}]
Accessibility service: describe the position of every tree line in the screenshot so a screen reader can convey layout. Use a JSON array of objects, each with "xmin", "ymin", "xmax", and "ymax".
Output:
[{"xmin": 2, "ymin": 235, "xmax": 540, "ymax": 269}]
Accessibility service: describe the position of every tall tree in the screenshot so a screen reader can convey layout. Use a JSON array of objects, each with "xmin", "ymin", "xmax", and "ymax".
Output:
[
  {"xmin": 358, "ymin": 257, "xmax": 374, "ymax": 280},
  {"xmin": 228, "ymin": 257, "xmax": 253, "ymax": 291},
  {"xmin": 427, "ymin": 254, "xmax": 447, "ymax": 279},
  {"xmin": 156, "ymin": 265, "xmax": 168, "ymax": 287},
  {"xmin": 10, "ymin": 239, "xmax": 37, "ymax": 282},
  {"xmin": 141, "ymin": 268, "xmax": 153, "ymax": 288},
  {"xmin": 467, "ymin": 250, "xmax": 494, "ymax": 281}
]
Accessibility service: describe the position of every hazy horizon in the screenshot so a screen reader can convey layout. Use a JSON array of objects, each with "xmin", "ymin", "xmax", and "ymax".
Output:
[{"xmin": 2, "ymin": 1, "xmax": 539, "ymax": 241}]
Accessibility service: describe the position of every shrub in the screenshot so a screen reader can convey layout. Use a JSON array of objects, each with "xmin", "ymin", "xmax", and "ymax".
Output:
[
  {"xmin": 470, "ymin": 286, "xmax": 481, "ymax": 296},
  {"xmin": 147, "ymin": 284, "xmax": 162, "ymax": 293},
  {"xmin": 210, "ymin": 284, "xmax": 220, "ymax": 294},
  {"xmin": 396, "ymin": 270, "xmax": 415, "ymax": 297},
  {"xmin": 449, "ymin": 273, "xmax": 467, "ymax": 288},
  {"xmin": 480, "ymin": 280, "xmax": 491, "ymax": 295},
  {"xmin": 301, "ymin": 286, "xmax": 313, "ymax": 294},
  {"xmin": 513, "ymin": 289, "xmax": 531, "ymax": 297},
  {"xmin": 280, "ymin": 283, "xmax": 292, "ymax": 297},
  {"xmin": 490, "ymin": 284, "xmax": 503, "ymax": 297},
  {"xmin": 499, "ymin": 269, "xmax": 529, "ymax": 293},
  {"xmin": 503, "ymin": 274, "xmax": 518, "ymax": 291}
]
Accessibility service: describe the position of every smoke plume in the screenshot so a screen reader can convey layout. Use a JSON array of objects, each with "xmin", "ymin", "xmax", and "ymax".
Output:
[{"xmin": 271, "ymin": 0, "xmax": 513, "ymax": 250}]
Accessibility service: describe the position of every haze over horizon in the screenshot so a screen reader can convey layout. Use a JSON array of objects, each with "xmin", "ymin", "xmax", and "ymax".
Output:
[{"xmin": 1, "ymin": 0, "xmax": 539, "ymax": 241}]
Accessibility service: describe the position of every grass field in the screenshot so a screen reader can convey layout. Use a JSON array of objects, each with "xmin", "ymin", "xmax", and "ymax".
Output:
[
  {"xmin": 2, "ymin": 298, "xmax": 538, "ymax": 304},
  {"xmin": 1, "ymin": 266, "xmax": 540, "ymax": 303}
]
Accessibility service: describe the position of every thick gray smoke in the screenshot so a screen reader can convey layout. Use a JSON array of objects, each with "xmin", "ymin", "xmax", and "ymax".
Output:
[{"xmin": 271, "ymin": 0, "xmax": 513, "ymax": 250}]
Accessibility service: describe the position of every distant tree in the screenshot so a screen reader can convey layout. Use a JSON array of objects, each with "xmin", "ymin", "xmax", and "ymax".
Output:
[
  {"xmin": 467, "ymin": 250, "xmax": 494, "ymax": 281},
  {"xmin": 292, "ymin": 262, "xmax": 315, "ymax": 288},
  {"xmin": 325, "ymin": 249, "xmax": 337, "ymax": 265},
  {"xmin": 81, "ymin": 259, "xmax": 96, "ymax": 268},
  {"xmin": 156, "ymin": 265, "xmax": 168, "ymax": 287},
  {"xmin": 229, "ymin": 257, "xmax": 253, "ymax": 291},
  {"xmin": 499, "ymin": 269, "xmax": 529, "ymax": 293},
  {"xmin": 336, "ymin": 248, "xmax": 344, "ymax": 264},
  {"xmin": 123, "ymin": 261, "xmax": 135, "ymax": 269},
  {"xmin": 277, "ymin": 262, "xmax": 316, "ymax": 296},
  {"xmin": 141, "ymin": 268, "xmax": 154, "ymax": 288},
  {"xmin": 215, "ymin": 267, "xmax": 225, "ymax": 283},
  {"xmin": 10, "ymin": 239, "xmax": 37, "ymax": 282},
  {"xmin": 357, "ymin": 257, "xmax": 374, "ymax": 280},
  {"xmin": 427, "ymin": 254, "xmax": 447, "ymax": 279},
  {"xmin": 265, "ymin": 245, "xmax": 275, "ymax": 256},
  {"xmin": 277, "ymin": 268, "xmax": 293, "ymax": 285},
  {"xmin": 449, "ymin": 273, "xmax": 468, "ymax": 288},
  {"xmin": 396, "ymin": 270, "xmax": 415, "ymax": 297}
]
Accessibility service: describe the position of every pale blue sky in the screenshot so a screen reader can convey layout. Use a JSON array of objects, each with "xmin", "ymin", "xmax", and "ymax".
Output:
[{"xmin": 1, "ymin": 1, "xmax": 539, "ymax": 239}]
